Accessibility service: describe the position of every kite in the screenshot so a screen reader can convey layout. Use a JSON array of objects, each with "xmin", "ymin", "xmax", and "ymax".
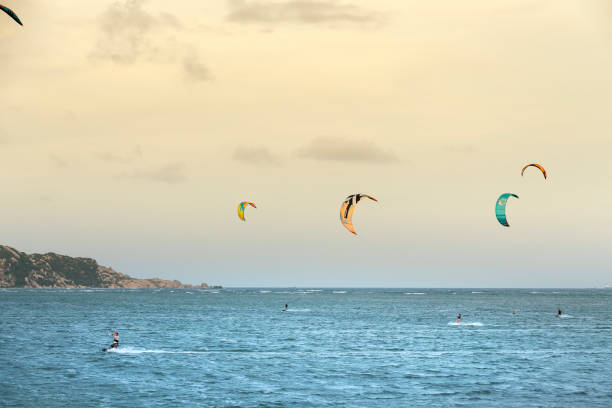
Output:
[
  {"xmin": 340, "ymin": 194, "xmax": 377, "ymax": 235},
  {"xmin": 237, "ymin": 201, "xmax": 256, "ymax": 221},
  {"xmin": 521, "ymin": 163, "xmax": 547, "ymax": 179},
  {"xmin": 1, "ymin": 5, "xmax": 22, "ymax": 26},
  {"xmin": 495, "ymin": 193, "xmax": 518, "ymax": 227}
]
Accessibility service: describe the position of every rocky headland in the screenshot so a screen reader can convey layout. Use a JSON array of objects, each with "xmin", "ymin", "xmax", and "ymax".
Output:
[{"xmin": 0, "ymin": 245, "xmax": 213, "ymax": 289}]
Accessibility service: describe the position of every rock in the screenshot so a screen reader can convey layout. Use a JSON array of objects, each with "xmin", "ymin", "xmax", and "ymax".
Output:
[{"xmin": 0, "ymin": 245, "xmax": 218, "ymax": 289}]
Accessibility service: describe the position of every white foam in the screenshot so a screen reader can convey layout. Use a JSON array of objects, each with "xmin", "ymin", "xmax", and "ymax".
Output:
[
  {"xmin": 259, "ymin": 290, "xmax": 271, "ymax": 293},
  {"xmin": 286, "ymin": 308, "xmax": 311, "ymax": 312},
  {"xmin": 448, "ymin": 322, "xmax": 484, "ymax": 326},
  {"xmin": 107, "ymin": 347, "xmax": 208, "ymax": 354},
  {"xmin": 559, "ymin": 314, "xmax": 573, "ymax": 319},
  {"xmin": 471, "ymin": 291, "xmax": 484, "ymax": 294},
  {"xmin": 306, "ymin": 289, "xmax": 322, "ymax": 292},
  {"xmin": 405, "ymin": 292, "xmax": 425, "ymax": 295},
  {"xmin": 333, "ymin": 291, "xmax": 347, "ymax": 294}
]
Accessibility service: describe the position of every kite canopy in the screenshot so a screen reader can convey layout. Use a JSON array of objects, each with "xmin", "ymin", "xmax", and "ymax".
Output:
[
  {"xmin": 1, "ymin": 5, "xmax": 22, "ymax": 26},
  {"xmin": 237, "ymin": 201, "xmax": 256, "ymax": 221},
  {"xmin": 495, "ymin": 193, "xmax": 518, "ymax": 227},
  {"xmin": 521, "ymin": 163, "xmax": 547, "ymax": 179},
  {"xmin": 340, "ymin": 194, "xmax": 377, "ymax": 235}
]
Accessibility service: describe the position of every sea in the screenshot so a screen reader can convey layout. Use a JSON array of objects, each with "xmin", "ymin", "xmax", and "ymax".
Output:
[{"xmin": 0, "ymin": 288, "xmax": 610, "ymax": 407}]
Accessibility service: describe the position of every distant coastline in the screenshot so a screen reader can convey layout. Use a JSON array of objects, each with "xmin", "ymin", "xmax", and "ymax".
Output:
[{"xmin": 0, "ymin": 245, "xmax": 219, "ymax": 289}]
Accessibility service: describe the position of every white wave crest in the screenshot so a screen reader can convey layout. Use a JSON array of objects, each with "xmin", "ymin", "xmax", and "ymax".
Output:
[
  {"xmin": 106, "ymin": 347, "xmax": 208, "ymax": 354},
  {"xmin": 448, "ymin": 322, "xmax": 484, "ymax": 326}
]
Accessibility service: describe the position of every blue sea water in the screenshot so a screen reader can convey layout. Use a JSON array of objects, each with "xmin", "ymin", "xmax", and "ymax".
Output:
[{"xmin": 0, "ymin": 288, "xmax": 611, "ymax": 407}]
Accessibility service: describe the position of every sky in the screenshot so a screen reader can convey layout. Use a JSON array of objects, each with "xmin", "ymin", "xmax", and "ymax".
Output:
[{"xmin": 1, "ymin": 0, "xmax": 611, "ymax": 287}]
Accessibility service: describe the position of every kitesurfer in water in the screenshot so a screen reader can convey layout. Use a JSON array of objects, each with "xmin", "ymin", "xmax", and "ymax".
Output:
[
  {"xmin": 456, "ymin": 313, "xmax": 462, "ymax": 323},
  {"xmin": 109, "ymin": 331, "xmax": 119, "ymax": 349},
  {"xmin": 283, "ymin": 304, "xmax": 288, "ymax": 311},
  {"xmin": 557, "ymin": 308, "xmax": 562, "ymax": 317}
]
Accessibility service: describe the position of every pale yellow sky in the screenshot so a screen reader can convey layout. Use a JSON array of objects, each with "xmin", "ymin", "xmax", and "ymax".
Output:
[{"xmin": 1, "ymin": 0, "xmax": 611, "ymax": 286}]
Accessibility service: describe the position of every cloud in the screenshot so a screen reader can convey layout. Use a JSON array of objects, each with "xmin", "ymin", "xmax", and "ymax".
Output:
[
  {"xmin": 182, "ymin": 53, "xmax": 213, "ymax": 82},
  {"xmin": 226, "ymin": 0, "xmax": 383, "ymax": 26},
  {"xmin": 443, "ymin": 145, "xmax": 478, "ymax": 154},
  {"xmin": 233, "ymin": 146, "xmax": 281, "ymax": 166},
  {"xmin": 133, "ymin": 144, "xmax": 144, "ymax": 158},
  {"xmin": 116, "ymin": 163, "xmax": 186, "ymax": 184},
  {"xmin": 297, "ymin": 137, "xmax": 398, "ymax": 163},
  {"xmin": 50, "ymin": 154, "xmax": 70, "ymax": 168},
  {"xmin": 91, "ymin": 0, "xmax": 212, "ymax": 81},
  {"xmin": 91, "ymin": 0, "xmax": 165, "ymax": 64},
  {"xmin": 97, "ymin": 153, "xmax": 133, "ymax": 164},
  {"xmin": 96, "ymin": 145, "xmax": 144, "ymax": 164}
]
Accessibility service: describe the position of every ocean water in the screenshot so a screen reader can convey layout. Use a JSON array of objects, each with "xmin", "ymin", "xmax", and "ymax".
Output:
[{"xmin": 0, "ymin": 289, "xmax": 610, "ymax": 407}]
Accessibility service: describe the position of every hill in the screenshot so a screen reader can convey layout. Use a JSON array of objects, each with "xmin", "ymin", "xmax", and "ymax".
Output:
[{"xmin": 0, "ymin": 245, "xmax": 210, "ymax": 289}]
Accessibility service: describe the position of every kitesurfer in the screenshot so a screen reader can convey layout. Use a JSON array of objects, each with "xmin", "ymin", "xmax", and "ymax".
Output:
[
  {"xmin": 283, "ymin": 304, "xmax": 288, "ymax": 311},
  {"xmin": 557, "ymin": 308, "xmax": 562, "ymax": 317},
  {"xmin": 456, "ymin": 313, "xmax": 462, "ymax": 323},
  {"xmin": 109, "ymin": 331, "xmax": 119, "ymax": 349}
]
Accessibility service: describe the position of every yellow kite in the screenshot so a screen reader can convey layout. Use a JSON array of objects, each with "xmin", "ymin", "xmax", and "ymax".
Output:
[{"xmin": 237, "ymin": 201, "xmax": 256, "ymax": 221}]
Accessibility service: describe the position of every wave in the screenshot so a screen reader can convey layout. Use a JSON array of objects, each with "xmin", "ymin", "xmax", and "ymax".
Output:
[
  {"xmin": 306, "ymin": 289, "xmax": 322, "ymax": 292},
  {"xmin": 333, "ymin": 291, "xmax": 347, "ymax": 294},
  {"xmin": 405, "ymin": 292, "xmax": 425, "ymax": 295},
  {"xmin": 558, "ymin": 314, "xmax": 573, "ymax": 319},
  {"xmin": 448, "ymin": 322, "xmax": 484, "ymax": 326},
  {"xmin": 285, "ymin": 308, "xmax": 311, "ymax": 312},
  {"xmin": 471, "ymin": 291, "xmax": 484, "ymax": 294},
  {"xmin": 106, "ymin": 347, "xmax": 208, "ymax": 355},
  {"xmin": 259, "ymin": 290, "xmax": 271, "ymax": 293}
]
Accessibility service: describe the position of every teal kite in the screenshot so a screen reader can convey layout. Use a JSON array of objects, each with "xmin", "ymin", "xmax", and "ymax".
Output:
[
  {"xmin": 1, "ymin": 4, "xmax": 22, "ymax": 26},
  {"xmin": 495, "ymin": 193, "xmax": 518, "ymax": 227}
]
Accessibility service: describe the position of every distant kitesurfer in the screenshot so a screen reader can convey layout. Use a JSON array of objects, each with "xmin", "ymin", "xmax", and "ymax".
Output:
[
  {"xmin": 557, "ymin": 308, "xmax": 562, "ymax": 317},
  {"xmin": 109, "ymin": 331, "xmax": 119, "ymax": 349},
  {"xmin": 456, "ymin": 313, "xmax": 462, "ymax": 323},
  {"xmin": 283, "ymin": 304, "xmax": 288, "ymax": 311}
]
